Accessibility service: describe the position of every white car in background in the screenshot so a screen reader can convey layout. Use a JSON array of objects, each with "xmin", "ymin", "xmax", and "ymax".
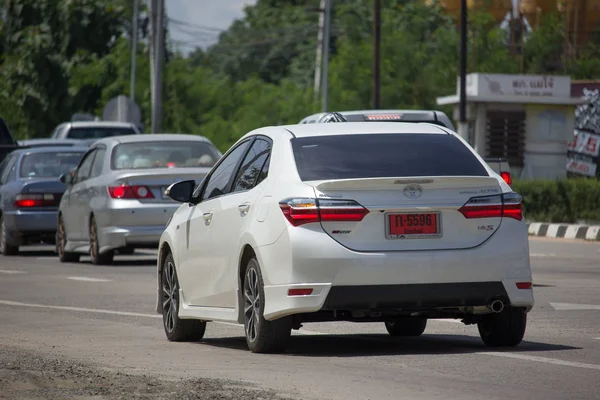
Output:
[{"xmin": 156, "ymin": 122, "xmax": 534, "ymax": 353}]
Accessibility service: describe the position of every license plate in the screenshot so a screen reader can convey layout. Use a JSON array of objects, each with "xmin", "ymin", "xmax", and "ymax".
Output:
[{"xmin": 386, "ymin": 212, "xmax": 441, "ymax": 239}]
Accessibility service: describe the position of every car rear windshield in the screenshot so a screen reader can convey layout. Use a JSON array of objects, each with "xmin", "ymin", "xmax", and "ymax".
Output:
[
  {"xmin": 67, "ymin": 127, "xmax": 137, "ymax": 139},
  {"xmin": 291, "ymin": 133, "xmax": 488, "ymax": 181},
  {"xmin": 19, "ymin": 151, "xmax": 85, "ymax": 178},
  {"xmin": 111, "ymin": 141, "xmax": 221, "ymax": 170}
]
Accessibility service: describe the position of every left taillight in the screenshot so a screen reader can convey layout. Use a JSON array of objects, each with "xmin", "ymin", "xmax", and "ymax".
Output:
[
  {"xmin": 458, "ymin": 192, "xmax": 523, "ymax": 221},
  {"xmin": 107, "ymin": 184, "xmax": 154, "ymax": 199},
  {"xmin": 14, "ymin": 193, "xmax": 60, "ymax": 208},
  {"xmin": 279, "ymin": 198, "xmax": 369, "ymax": 227}
]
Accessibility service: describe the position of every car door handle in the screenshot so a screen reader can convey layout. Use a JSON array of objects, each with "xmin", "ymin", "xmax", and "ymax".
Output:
[
  {"xmin": 202, "ymin": 212, "xmax": 213, "ymax": 225},
  {"xmin": 238, "ymin": 203, "xmax": 250, "ymax": 215}
]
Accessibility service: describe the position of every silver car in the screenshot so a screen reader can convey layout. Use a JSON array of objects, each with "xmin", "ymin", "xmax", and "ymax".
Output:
[{"xmin": 56, "ymin": 134, "xmax": 221, "ymax": 265}]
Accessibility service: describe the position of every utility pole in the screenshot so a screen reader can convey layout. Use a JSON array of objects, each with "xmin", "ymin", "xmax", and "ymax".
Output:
[
  {"xmin": 321, "ymin": 0, "xmax": 332, "ymax": 113},
  {"xmin": 458, "ymin": 0, "xmax": 468, "ymax": 140},
  {"xmin": 313, "ymin": 0, "xmax": 325, "ymax": 104},
  {"xmin": 372, "ymin": 0, "xmax": 381, "ymax": 109},
  {"xmin": 150, "ymin": 0, "xmax": 164, "ymax": 133},
  {"xmin": 148, "ymin": 0, "xmax": 156, "ymax": 115},
  {"xmin": 130, "ymin": 0, "xmax": 139, "ymax": 102}
]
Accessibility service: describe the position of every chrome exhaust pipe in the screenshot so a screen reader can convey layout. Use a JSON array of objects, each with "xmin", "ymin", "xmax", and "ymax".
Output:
[{"xmin": 489, "ymin": 300, "xmax": 504, "ymax": 313}]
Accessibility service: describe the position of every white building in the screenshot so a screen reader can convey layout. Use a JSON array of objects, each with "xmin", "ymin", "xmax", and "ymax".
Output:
[{"xmin": 437, "ymin": 73, "xmax": 586, "ymax": 180}]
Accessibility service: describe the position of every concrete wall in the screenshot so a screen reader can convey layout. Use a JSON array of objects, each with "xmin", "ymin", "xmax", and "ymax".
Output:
[{"xmin": 520, "ymin": 104, "xmax": 574, "ymax": 180}]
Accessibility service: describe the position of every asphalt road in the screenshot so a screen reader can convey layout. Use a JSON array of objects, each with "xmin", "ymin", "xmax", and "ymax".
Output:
[{"xmin": 0, "ymin": 237, "xmax": 599, "ymax": 400}]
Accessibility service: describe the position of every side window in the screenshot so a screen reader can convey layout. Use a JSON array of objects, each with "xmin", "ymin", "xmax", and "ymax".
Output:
[
  {"xmin": 232, "ymin": 139, "xmax": 271, "ymax": 193},
  {"xmin": 74, "ymin": 150, "xmax": 97, "ymax": 184},
  {"xmin": 6, "ymin": 163, "xmax": 16, "ymax": 182},
  {"xmin": 256, "ymin": 154, "xmax": 270, "ymax": 186},
  {"xmin": 90, "ymin": 148, "xmax": 106, "ymax": 178},
  {"xmin": 201, "ymin": 140, "xmax": 252, "ymax": 202},
  {"xmin": 0, "ymin": 156, "xmax": 16, "ymax": 184}
]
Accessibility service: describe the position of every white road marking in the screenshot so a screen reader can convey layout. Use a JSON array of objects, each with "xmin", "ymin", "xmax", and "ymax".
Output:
[
  {"xmin": 479, "ymin": 352, "xmax": 600, "ymax": 371},
  {"xmin": 67, "ymin": 276, "xmax": 111, "ymax": 283},
  {"xmin": 550, "ymin": 302, "xmax": 600, "ymax": 311},
  {"xmin": 2, "ymin": 300, "xmax": 599, "ymax": 371},
  {"xmin": 35, "ymin": 257, "xmax": 58, "ymax": 261},
  {"xmin": 530, "ymin": 253, "xmax": 556, "ymax": 257},
  {"xmin": 0, "ymin": 300, "xmax": 161, "ymax": 319},
  {"xmin": 0, "ymin": 270, "xmax": 26, "ymax": 274}
]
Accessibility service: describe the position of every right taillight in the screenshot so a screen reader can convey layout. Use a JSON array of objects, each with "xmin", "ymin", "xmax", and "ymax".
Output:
[
  {"xmin": 458, "ymin": 192, "xmax": 522, "ymax": 221},
  {"xmin": 107, "ymin": 184, "xmax": 154, "ymax": 199},
  {"xmin": 500, "ymin": 171, "xmax": 512, "ymax": 186},
  {"xmin": 279, "ymin": 197, "xmax": 369, "ymax": 227},
  {"xmin": 14, "ymin": 193, "xmax": 60, "ymax": 208}
]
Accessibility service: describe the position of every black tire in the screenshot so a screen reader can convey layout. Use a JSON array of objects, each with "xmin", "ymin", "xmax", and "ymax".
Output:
[
  {"xmin": 89, "ymin": 216, "xmax": 113, "ymax": 265},
  {"xmin": 57, "ymin": 215, "xmax": 80, "ymax": 263},
  {"xmin": 243, "ymin": 257, "xmax": 292, "ymax": 353},
  {"xmin": 161, "ymin": 253, "xmax": 206, "ymax": 341},
  {"xmin": 477, "ymin": 306, "xmax": 527, "ymax": 347},
  {"xmin": 0, "ymin": 215, "xmax": 19, "ymax": 256},
  {"xmin": 385, "ymin": 318, "xmax": 427, "ymax": 337}
]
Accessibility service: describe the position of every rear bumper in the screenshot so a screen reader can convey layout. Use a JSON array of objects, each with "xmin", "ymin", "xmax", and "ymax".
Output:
[
  {"xmin": 322, "ymin": 282, "xmax": 509, "ymax": 310},
  {"xmin": 3, "ymin": 210, "xmax": 57, "ymax": 233},
  {"xmin": 98, "ymin": 225, "xmax": 164, "ymax": 252},
  {"xmin": 258, "ymin": 219, "xmax": 534, "ymax": 320}
]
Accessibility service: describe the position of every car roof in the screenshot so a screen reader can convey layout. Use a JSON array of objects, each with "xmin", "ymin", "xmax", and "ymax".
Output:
[
  {"xmin": 13, "ymin": 146, "xmax": 89, "ymax": 156},
  {"xmin": 91, "ymin": 133, "xmax": 214, "ymax": 146},
  {"xmin": 280, "ymin": 121, "xmax": 450, "ymax": 138},
  {"xmin": 66, "ymin": 121, "xmax": 137, "ymax": 129}
]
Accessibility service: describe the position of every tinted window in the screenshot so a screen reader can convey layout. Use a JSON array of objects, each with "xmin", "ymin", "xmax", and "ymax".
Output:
[
  {"xmin": 74, "ymin": 150, "xmax": 96, "ymax": 183},
  {"xmin": 291, "ymin": 133, "xmax": 488, "ymax": 181},
  {"xmin": 232, "ymin": 139, "xmax": 271, "ymax": 192},
  {"xmin": 202, "ymin": 140, "xmax": 251, "ymax": 201},
  {"xmin": 111, "ymin": 141, "xmax": 220, "ymax": 170},
  {"xmin": 256, "ymin": 155, "xmax": 270, "ymax": 186},
  {"xmin": 19, "ymin": 151, "xmax": 85, "ymax": 178},
  {"xmin": 90, "ymin": 148, "xmax": 106, "ymax": 178},
  {"xmin": 0, "ymin": 155, "xmax": 16, "ymax": 184},
  {"xmin": 67, "ymin": 127, "xmax": 137, "ymax": 139}
]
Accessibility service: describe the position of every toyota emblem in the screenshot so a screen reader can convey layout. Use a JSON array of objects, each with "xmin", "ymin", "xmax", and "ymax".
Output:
[{"xmin": 403, "ymin": 184, "xmax": 423, "ymax": 199}]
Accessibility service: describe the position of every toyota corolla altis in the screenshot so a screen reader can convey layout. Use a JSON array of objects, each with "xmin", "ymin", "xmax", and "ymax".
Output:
[{"xmin": 156, "ymin": 122, "xmax": 534, "ymax": 353}]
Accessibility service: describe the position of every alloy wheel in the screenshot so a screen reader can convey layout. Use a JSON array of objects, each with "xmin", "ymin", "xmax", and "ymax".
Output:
[
  {"xmin": 90, "ymin": 220, "xmax": 99, "ymax": 260},
  {"xmin": 162, "ymin": 260, "xmax": 178, "ymax": 333},
  {"xmin": 57, "ymin": 218, "xmax": 66, "ymax": 258},
  {"xmin": 244, "ymin": 267, "xmax": 260, "ymax": 343}
]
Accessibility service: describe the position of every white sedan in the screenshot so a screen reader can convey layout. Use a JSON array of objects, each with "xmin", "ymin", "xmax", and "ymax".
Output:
[{"xmin": 156, "ymin": 121, "xmax": 534, "ymax": 353}]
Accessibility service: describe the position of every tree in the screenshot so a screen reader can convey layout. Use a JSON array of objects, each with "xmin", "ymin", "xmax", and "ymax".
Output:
[{"xmin": 0, "ymin": 0, "xmax": 131, "ymax": 138}]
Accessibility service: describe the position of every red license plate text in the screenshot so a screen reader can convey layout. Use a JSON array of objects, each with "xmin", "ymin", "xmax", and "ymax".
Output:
[{"xmin": 388, "ymin": 213, "xmax": 438, "ymax": 235}]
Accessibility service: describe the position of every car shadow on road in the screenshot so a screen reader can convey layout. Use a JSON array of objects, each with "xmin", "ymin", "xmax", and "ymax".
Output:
[
  {"xmin": 15, "ymin": 250, "xmax": 57, "ymax": 257},
  {"xmin": 200, "ymin": 333, "xmax": 580, "ymax": 357},
  {"xmin": 79, "ymin": 258, "xmax": 157, "ymax": 267}
]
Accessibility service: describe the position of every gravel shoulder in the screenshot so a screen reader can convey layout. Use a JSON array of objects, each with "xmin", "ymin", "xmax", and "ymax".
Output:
[{"xmin": 0, "ymin": 345, "xmax": 291, "ymax": 400}]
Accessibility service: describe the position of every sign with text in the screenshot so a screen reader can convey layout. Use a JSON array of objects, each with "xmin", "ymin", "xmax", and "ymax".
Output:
[
  {"xmin": 567, "ymin": 129, "xmax": 600, "ymax": 177},
  {"xmin": 459, "ymin": 74, "xmax": 571, "ymax": 99}
]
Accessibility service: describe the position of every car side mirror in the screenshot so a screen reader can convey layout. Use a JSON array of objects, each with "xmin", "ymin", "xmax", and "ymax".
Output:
[
  {"xmin": 60, "ymin": 171, "xmax": 74, "ymax": 185},
  {"xmin": 166, "ymin": 180, "xmax": 196, "ymax": 203}
]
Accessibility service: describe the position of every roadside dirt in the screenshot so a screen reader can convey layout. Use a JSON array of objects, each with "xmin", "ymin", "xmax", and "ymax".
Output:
[{"xmin": 0, "ymin": 345, "xmax": 292, "ymax": 400}]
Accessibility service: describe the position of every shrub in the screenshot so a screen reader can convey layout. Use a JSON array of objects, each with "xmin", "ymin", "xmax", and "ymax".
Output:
[{"xmin": 512, "ymin": 179, "xmax": 600, "ymax": 224}]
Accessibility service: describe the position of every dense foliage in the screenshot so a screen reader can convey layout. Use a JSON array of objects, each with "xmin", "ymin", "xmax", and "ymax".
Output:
[
  {"xmin": 1, "ymin": 0, "xmax": 600, "ymax": 151},
  {"xmin": 513, "ymin": 179, "xmax": 600, "ymax": 223}
]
